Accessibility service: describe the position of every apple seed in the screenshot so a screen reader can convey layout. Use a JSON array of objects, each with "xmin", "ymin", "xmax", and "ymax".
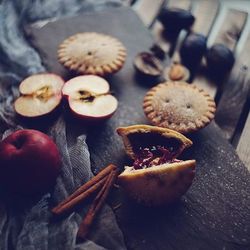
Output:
[
  {"xmin": 23, "ymin": 85, "xmax": 54, "ymax": 102},
  {"xmin": 78, "ymin": 90, "xmax": 111, "ymax": 103}
]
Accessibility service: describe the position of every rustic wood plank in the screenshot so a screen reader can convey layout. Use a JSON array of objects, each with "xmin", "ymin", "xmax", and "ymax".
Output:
[
  {"xmin": 215, "ymin": 32, "xmax": 250, "ymax": 140},
  {"xmin": 151, "ymin": 21, "xmax": 171, "ymax": 53},
  {"xmin": 167, "ymin": 0, "xmax": 191, "ymax": 10},
  {"xmin": 133, "ymin": 0, "xmax": 165, "ymax": 27},
  {"xmin": 192, "ymin": 0, "xmax": 220, "ymax": 37},
  {"xmin": 214, "ymin": 8, "xmax": 248, "ymax": 51},
  {"xmin": 170, "ymin": 30, "xmax": 188, "ymax": 63},
  {"xmin": 192, "ymin": 68, "xmax": 218, "ymax": 98},
  {"xmin": 237, "ymin": 111, "xmax": 250, "ymax": 171}
]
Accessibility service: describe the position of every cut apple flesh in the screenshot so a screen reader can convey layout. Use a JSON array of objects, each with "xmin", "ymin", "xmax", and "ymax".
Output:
[
  {"xmin": 69, "ymin": 94, "xmax": 118, "ymax": 117},
  {"xmin": 15, "ymin": 95, "xmax": 61, "ymax": 117},
  {"xmin": 14, "ymin": 74, "xmax": 64, "ymax": 117},
  {"xmin": 62, "ymin": 75, "xmax": 118, "ymax": 119},
  {"xmin": 62, "ymin": 75, "xmax": 110, "ymax": 97}
]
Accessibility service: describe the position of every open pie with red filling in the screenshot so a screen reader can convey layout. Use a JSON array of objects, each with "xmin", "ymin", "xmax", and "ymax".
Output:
[{"xmin": 117, "ymin": 124, "xmax": 196, "ymax": 206}]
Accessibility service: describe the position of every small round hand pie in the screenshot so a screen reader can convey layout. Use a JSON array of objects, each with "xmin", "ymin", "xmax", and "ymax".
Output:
[
  {"xmin": 58, "ymin": 32, "xmax": 126, "ymax": 76},
  {"xmin": 117, "ymin": 124, "xmax": 196, "ymax": 206},
  {"xmin": 143, "ymin": 81, "xmax": 216, "ymax": 133}
]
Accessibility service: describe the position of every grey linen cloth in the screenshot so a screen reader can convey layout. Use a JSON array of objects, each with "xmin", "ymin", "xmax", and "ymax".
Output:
[{"xmin": 0, "ymin": 0, "xmax": 126, "ymax": 249}]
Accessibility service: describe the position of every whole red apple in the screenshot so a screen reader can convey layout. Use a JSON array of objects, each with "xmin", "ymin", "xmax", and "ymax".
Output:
[{"xmin": 0, "ymin": 129, "xmax": 61, "ymax": 195}]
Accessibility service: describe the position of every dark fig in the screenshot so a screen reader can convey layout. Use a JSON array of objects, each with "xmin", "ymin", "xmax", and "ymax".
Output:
[
  {"xmin": 134, "ymin": 52, "xmax": 163, "ymax": 77},
  {"xmin": 180, "ymin": 33, "xmax": 207, "ymax": 69},
  {"xmin": 206, "ymin": 44, "xmax": 235, "ymax": 75},
  {"xmin": 158, "ymin": 8, "xmax": 195, "ymax": 34}
]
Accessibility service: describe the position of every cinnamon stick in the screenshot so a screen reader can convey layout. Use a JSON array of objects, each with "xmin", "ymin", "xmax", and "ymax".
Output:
[
  {"xmin": 52, "ymin": 164, "xmax": 117, "ymax": 215},
  {"xmin": 52, "ymin": 177, "xmax": 106, "ymax": 215},
  {"xmin": 77, "ymin": 168, "xmax": 119, "ymax": 240}
]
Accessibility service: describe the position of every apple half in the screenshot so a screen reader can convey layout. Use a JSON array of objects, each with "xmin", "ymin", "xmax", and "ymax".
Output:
[
  {"xmin": 62, "ymin": 75, "xmax": 118, "ymax": 120},
  {"xmin": 117, "ymin": 125, "xmax": 196, "ymax": 206},
  {"xmin": 14, "ymin": 73, "xmax": 64, "ymax": 118}
]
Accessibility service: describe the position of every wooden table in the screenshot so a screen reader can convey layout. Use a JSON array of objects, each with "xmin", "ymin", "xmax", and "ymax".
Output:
[
  {"xmin": 27, "ymin": 4, "xmax": 250, "ymax": 249},
  {"xmin": 132, "ymin": 0, "xmax": 250, "ymax": 171}
]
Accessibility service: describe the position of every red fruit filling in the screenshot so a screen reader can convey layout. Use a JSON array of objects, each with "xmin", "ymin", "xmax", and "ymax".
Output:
[
  {"xmin": 127, "ymin": 132, "xmax": 182, "ymax": 169},
  {"xmin": 133, "ymin": 146, "xmax": 181, "ymax": 169}
]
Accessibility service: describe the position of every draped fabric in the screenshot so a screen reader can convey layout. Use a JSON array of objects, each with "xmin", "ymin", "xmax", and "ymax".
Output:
[{"xmin": 0, "ymin": 1, "xmax": 126, "ymax": 249}]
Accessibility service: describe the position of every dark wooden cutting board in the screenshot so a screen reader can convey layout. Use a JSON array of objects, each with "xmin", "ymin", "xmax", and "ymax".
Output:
[{"xmin": 26, "ymin": 7, "xmax": 250, "ymax": 250}]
